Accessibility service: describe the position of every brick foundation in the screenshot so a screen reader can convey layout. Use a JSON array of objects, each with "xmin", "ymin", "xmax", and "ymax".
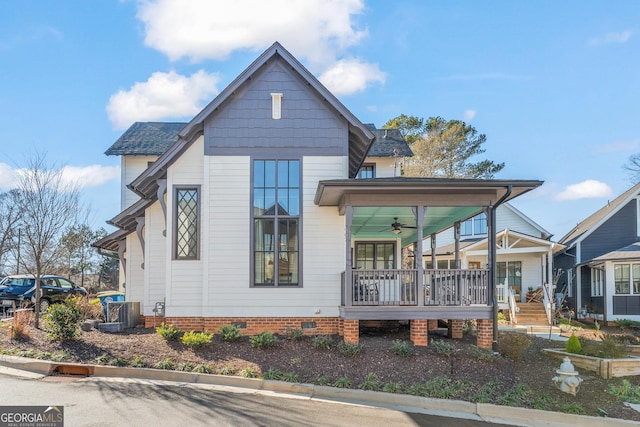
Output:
[
  {"xmin": 476, "ymin": 318, "xmax": 493, "ymax": 349},
  {"xmin": 410, "ymin": 319, "xmax": 429, "ymax": 346},
  {"xmin": 142, "ymin": 316, "xmax": 340, "ymax": 336},
  {"xmin": 447, "ymin": 319, "xmax": 463, "ymax": 339},
  {"xmin": 342, "ymin": 319, "xmax": 360, "ymax": 344}
]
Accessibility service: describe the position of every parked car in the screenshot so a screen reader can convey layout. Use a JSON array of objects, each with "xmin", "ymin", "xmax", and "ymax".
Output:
[{"xmin": 0, "ymin": 274, "xmax": 88, "ymax": 312}]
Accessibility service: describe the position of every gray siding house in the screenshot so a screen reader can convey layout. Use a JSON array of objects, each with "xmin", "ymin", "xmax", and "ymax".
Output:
[{"xmin": 555, "ymin": 182, "xmax": 640, "ymax": 322}]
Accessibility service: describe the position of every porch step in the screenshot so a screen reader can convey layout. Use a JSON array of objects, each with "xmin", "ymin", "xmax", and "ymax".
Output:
[{"xmin": 513, "ymin": 302, "xmax": 550, "ymax": 326}]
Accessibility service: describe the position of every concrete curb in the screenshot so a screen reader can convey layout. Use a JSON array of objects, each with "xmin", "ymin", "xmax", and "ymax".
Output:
[{"xmin": 0, "ymin": 355, "xmax": 637, "ymax": 427}]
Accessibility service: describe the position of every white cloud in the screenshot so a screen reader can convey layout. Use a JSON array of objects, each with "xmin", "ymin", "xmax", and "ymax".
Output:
[
  {"xmin": 463, "ymin": 110, "xmax": 476, "ymax": 122},
  {"xmin": 106, "ymin": 70, "xmax": 219, "ymax": 130},
  {"xmin": 588, "ymin": 30, "xmax": 632, "ymax": 46},
  {"xmin": 0, "ymin": 163, "xmax": 119, "ymax": 191},
  {"xmin": 555, "ymin": 180, "xmax": 613, "ymax": 201},
  {"xmin": 60, "ymin": 165, "xmax": 121, "ymax": 189},
  {"xmin": 318, "ymin": 58, "xmax": 386, "ymax": 96},
  {"xmin": 136, "ymin": 0, "xmax": 367, "ymax": 65}
]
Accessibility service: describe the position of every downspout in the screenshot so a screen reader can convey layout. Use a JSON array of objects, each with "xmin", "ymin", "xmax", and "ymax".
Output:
[{"xmin": 489, "ymin": 185, "xmax": 512, "ymax": 353}]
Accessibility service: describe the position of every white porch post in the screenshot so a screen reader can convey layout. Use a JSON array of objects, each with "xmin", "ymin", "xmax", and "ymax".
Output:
[
  {"xmin": 345, "ymin": 205, "xmax": 353, "ymax": 307},
  {"xmin": 416, "ymin": 206, "xmax": 425, "ymax": 306},
  {"xmin": 454, "ymin": 221, "xmax": 461, "ymax": 269}
]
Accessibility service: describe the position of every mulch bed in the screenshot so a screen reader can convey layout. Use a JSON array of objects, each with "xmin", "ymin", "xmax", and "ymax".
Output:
[{"xmin": 1, "ymin": 321, "xmax": 640, "ymax": 421}]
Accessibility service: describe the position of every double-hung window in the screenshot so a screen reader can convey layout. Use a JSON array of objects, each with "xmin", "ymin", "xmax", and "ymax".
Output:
[
  {"xmin": 253, "ymin": 160, "xmax": 300, "ymax": 286},
  {"xmin": 174, "ymin": 186, "xmax": 200, "ymax": 259},
  {"xmin": 614, "ymin": 263, "xmax": 640, "ymax": 294},
  {"xmin": 460, "ymin": 212, "xmax": 487, "ymax": 236},
  {"xmin": 591, "ymin": 268, "xmax": 604, "ymax": 297}
]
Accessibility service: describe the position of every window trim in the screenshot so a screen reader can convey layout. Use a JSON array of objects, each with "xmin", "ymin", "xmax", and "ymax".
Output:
[
  {"xmin": 590, "ymin": 267, "xmax": 604, "ymax": 297},
  {"xmin": 173, "ymin": 185, "xmax": 201, "ymax": 260},
  {"xmin": 460, "ymin": 212, "xmax": 487, "ymax": 237},
  {"xmin": 614, "ymin": 263, "xmax": 640, "ymax": 295},
  {"xmin": 250, "ymin": 158, "xmax": 302, "ymax": 287},
  {"xmin": 357, "ymin": 163, "xmax": 376, "ymax": 179},
  {"xmin": 354, "ymin": 241, "xmax": 397, "ymax": 270}
]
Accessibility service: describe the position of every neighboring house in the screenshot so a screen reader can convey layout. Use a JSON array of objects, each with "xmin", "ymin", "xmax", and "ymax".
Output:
[
  {"xmin": 555, "ymin": 182, "xmax": 640, "ymax": 323},
  {"xmin": 94, "ymin": 42, "xmax": 541, "ymax": 348},
  {"xmin": 427, "ymin": 203, "xmax": 561, "ymax": 304}
]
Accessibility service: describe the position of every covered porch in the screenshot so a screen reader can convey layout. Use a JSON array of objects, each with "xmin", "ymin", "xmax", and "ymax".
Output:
[{"xmin": 314, "ymin": 178, "xmax": 543, "ymax": 347}]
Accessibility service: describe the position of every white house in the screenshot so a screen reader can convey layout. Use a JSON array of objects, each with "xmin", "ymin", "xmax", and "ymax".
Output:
[{"xmin": 95, "ymin": 42, "xmax": 542, "ymax": 347}]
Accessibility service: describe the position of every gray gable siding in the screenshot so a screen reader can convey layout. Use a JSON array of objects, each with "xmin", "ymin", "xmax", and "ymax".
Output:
[
  {"xmin": 204, "ymin": 59, "xmax": 348, "ymax": 157},
  {"xmin": 581, "ymin": 199, "xmax": 638, "ymax": 262}
]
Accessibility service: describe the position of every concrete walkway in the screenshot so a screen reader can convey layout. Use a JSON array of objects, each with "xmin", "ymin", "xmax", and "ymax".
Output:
[{"xmin": 0, "ymin": 354, "xmax": 636, "ymax": 427}]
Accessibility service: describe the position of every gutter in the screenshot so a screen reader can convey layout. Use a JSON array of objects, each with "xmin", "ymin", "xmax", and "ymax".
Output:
[{"xmin": 490, "ymin": 185, "xmax": 512, "ymax": 353}]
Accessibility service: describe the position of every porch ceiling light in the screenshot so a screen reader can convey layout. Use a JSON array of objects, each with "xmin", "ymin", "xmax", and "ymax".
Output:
[{"xmin": 392, "ymin": 228, "xmax": 402, "ymax": 235}]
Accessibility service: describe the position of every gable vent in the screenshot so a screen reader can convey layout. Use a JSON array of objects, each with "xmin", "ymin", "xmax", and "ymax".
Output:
[{"xmin": 271, "ymin": 93, "xmax": 283, "ymax": 120}]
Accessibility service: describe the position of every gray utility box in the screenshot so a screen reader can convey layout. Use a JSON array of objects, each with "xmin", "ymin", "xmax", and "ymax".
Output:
[{"xmin": 106, "ymin": 301, "xmax": 140, "ymax": 328}]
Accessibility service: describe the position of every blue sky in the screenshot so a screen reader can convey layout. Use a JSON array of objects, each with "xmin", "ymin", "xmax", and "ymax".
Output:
[{"xmin": 1, "ymin": 1, "xmax": 639, "ymax": 240}]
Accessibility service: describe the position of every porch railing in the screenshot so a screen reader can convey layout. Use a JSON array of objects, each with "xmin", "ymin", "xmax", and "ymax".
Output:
[{"xmin": 347, "ymin": 268, "xmax": 489, "ymax": 307}]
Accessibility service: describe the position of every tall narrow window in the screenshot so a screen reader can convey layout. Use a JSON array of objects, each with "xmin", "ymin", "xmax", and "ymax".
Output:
[
  {"xmin": 253, "ymin": 160, "xmax": 300, "ymax": 286},
  {"xmin": 175, "ymin": 187, "xmax": 199, "ymax": 259}
]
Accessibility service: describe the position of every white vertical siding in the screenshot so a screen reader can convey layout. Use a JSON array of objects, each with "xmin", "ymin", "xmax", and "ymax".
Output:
[
  {"xmin": 125, "ymin": 233, "xmax": 144, "ymax": 305},
  {"xmin": 121, "ymin": 156, "xmax": 158, "ymax": 209},
  {"xmin": 143, "ymin": 202, "xmax": 166, "ymax": 316},
  {"xmin": 165, "ymin": 138, "xmax": 204, "ymax": 316},
  {"xmin": 201, "ymin": 155, "xmax": 348, "ymax": 317}
]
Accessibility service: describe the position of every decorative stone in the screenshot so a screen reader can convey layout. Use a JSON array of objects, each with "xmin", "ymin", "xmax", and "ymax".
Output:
[{"xmin": 81, "ymin": 321, "xmax": 94, "ymax": 332}]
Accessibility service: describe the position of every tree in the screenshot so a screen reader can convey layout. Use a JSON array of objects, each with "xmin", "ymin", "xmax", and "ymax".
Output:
[
  {"xmin": 14, "ymin": 154, "xmax": 81, "ymax": 328},
  {"xmin": 0, "ymin": 190, "xmax": 21, "ymax": 275},
  {"xmin": 382, "ymin": 114, "xmax": 426, "ymax": 144},
  {"xmin": 384, "ymin": 115, "xmax": 505, "ymax": 179},
  {"xmin": 624, "ymin": 154, "xmax": 640, "ymax": 183},
  {"xmin": 60, "ymin": 224, "xmax": 106, "ymax": 289}
]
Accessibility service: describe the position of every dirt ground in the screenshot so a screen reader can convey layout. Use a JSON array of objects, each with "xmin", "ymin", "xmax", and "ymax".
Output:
[{"xmin": 1, "ymin": 320, "xmax": 640, "ymax": 422}]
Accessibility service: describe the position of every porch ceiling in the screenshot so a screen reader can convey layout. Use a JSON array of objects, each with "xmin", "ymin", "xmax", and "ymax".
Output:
[{"xmin": 352, "ymin": 206, "xmax": 481, "ymax": 243}]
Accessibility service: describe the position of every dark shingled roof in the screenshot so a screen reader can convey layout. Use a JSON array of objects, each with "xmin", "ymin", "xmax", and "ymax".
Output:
[
  {"xmin": 105, "ymin": 122, "xmax": 187, "ymax": 156},
  {"xmin": 364, "ymin": 124, "xmax": 413, "ymax": 157}
]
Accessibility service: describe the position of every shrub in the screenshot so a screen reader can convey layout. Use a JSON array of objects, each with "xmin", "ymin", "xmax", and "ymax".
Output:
[
  {"xmin": 153, "ymin": 358, "xmax": 175, "ymax": 370},
  {"xmin": 382, "ymin": 382, "xmax": 402, "ymax": 393},
  {"xmin": 468, "ymin": 345, "xmax": 498, "ymax": 362},
  {"xmin": 581, "ymin": 334, "xmax": 627, "ymax": 359},
  {"xmin": 263, "ymin": 368, "xmax": 283, "ymax": 380},
  {"xmin": 311, "ymin": 375, "xmax": 330, "ymax": 386},
  {"xmin": 431, "ymin": 339, "xmax": 455, "ymax": 356},
  {"xmin": 219, "ymin": 325, "xmax": 242, "ymax": 342},
  {"xmin": 181, "ymin": 331, "xmax": 213, "ymax": 348},
  {"xmin": 131, "ymin": 356, "xmax": 147, "ymax": 368},
  {"xmin": 250, "ymin": 331, "xmax": 278, "ymax": 349},
  {"xmin": 177, "ymin": 362, "xmax": 195, "ymax": 372},
  {"xmin": 74, "ymin": 295, "xmax": 104, "ymax": 321},
  {"xmin": 608, "ymin": 379, "xmax": 640, "ymax": 404},
  {"xmin": 565, "ymin": 334, "xmax": 582, "ymax": 354},
  {"xmin": 239, "ymin": 367, "xmax": 259, "ymax": 378},
  {"xmin": 217, "ymin": 366, "xmax": 236, "ymax": 375},
  {"xmin": 192, "ymin": 363, "xmax": 213, "ymax": 374},
  {"xmin": 311, "ymin": 334, "xmax": 333, "ymax": 349},
  {"xmin": 338, "ymin": 341, "xmax": 362, "ymax": 357},
  {"xmin": 358, "ymin": 373, "xmax": 380, "ymax": 391},
  {"xmin": 283, "ymin": 327, "xmax": 305, "ymax": 341},
  {"xmin": 156, "ymin": 323, "xmax": 181, "ymax": 341},
  {"xmin": 281, "ymin": 372, "xmax": 302, "ymax": 383},
  {"xmin": 498, "ymin": 332, "xmax": 531, "ymax": 362},
  {"xmin": 43, "ymin": 300, "xmax": 83, "ymax": 340},
  {"xmin": 94, "ymin": 353, "xmax": 110, "ymax": 364},
  {"xmin": 333, "ymin": 377, "xmax": 351, "ymax": 388},
  {"xmin": 109, "ymin": 356, "xmax": 129, "ymax": 367},
  {"xmin": 391, "ymin": 339, "xmax": 413, "ymax": 357},
  {"xmin": 50, "ymin": 350, "xmax": 71, "ymax": 362},
  {"xmin": 11, "ymin": 309, "xmax": 33, "ymax": 340}
]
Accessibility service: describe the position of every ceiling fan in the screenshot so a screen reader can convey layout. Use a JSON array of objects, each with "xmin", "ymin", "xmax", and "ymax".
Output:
[{"xmin": 390, "ymin": 217, "xmax": 416, "ymax": 234}]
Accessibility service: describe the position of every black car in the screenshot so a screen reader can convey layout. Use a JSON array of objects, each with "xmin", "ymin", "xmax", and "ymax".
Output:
[{"xmin": 0, "ymin": 274, "xmax": 88, "ymax": 312}]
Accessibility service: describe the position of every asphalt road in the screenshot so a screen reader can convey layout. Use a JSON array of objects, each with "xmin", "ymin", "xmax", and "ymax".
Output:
[{"xmin": 0, "ymin": 370, "xmax": 510, "ymax": 427}]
